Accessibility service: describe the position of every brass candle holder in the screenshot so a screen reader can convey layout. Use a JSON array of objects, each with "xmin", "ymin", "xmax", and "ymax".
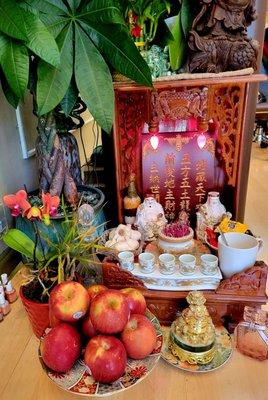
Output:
[{"xmin": 169, "ymin": 291, "xmax": 216, "ymax": 365}]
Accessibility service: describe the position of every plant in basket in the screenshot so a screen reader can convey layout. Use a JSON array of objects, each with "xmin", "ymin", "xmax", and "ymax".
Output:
[{"xmin": 2, "ymin": 189, "xmax": 101, "ymax": 338}]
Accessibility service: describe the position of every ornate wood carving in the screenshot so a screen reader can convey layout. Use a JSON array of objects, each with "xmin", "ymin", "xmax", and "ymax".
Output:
[
  {"xmin": 102, "ymin": 260, "xmax": 146, "ymax": 289},
  {"xmin": 114, "ymin": 89, "xmax": 150, "ymax": 195},
  {"xmin": 208, "ymin": 84, "xmax": 246, "ymax": 186},
  {"xmin": 151, "ymin": 87, "xmax": 208, "ymax": 122},
  {"xmin": 216, "ymin": 262, "xmax": 268, "ymax": 296},
  {"xmin": 188, "ymin": 0, "xmax": 258, "ymax": 73}
]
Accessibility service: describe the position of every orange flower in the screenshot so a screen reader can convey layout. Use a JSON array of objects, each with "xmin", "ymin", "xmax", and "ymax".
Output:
[
  {"xmin": 41, "ymin": 193, "xmax": 60, "ymax": 217},
  {"xmin": 25, "ymin": 206, "xmax": 42, "ymax": 220},
  {"xmin": 3, "ymin": 190, "xmax": 31, "ymax": 217}
]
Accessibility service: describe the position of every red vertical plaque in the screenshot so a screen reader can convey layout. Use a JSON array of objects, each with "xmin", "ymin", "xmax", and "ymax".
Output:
[{"xmin": 142, "ymin": 129, "xmax": 220, "ymax": 221}]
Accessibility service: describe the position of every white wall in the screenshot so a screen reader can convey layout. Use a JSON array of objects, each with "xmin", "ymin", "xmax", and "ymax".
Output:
[{"xmin": 0, "ymin": 90, "xmax": 38, "ymax": 231}]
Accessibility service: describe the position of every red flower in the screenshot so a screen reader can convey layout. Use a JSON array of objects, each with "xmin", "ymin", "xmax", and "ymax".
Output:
[
  {"xmin": 42, "ymin": 192, "xmax": 60, "ymax": 217},
  {"xmin": 131, "ymin": 25, "xmax": 142, "ymax": 38},
  {"xmin": 130, "ymin": 365, "xmax": 147, "ymax": 378},
  {"xmin": 3, "ymin": 190, "xmax": 31, "ymax": 217}
]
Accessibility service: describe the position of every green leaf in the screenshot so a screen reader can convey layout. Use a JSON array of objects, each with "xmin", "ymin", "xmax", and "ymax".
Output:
[
  {"xmin": 0, "ymin": 0, "xmax": 27, "ymax": 40},
  {"xmin": 60, "ymin": 78, "xmax": 78, "ymax": 116},
  {"xmin": 26, "ymin": 0, "xmax": 69, "ymax": 15},
  {"xmin": 78, "ymin": 0, "xmax": 125, "ymax": 25},
  {"xmin": 1, "ymin": 37, "xmax": 29, "ymax": 98},
  {"xmin": 81, "ymin": 22, "xmax": 152, "ymax": 87},
  {"xmin": 166, "ymin": 14, "xmax": 185, "ymax": 71},
  {"xmin": 24, "ymin": 16, "xmax": 60, "ymax": 67},
  {"xmin": 37, "ymin": 24, "xmax": 73, "ymax": 116},
  {"xmin": 0, "ymin": 32, "xmax": 8, "ymax": 61},
  {"xmin": 37, "ymin": 13, "xmax": 68, "ymax": 38},
  {"xmin": 74, "ymin": 24, "xmax": 114, "ymax": 133},
  {"xmin": 2, "ymin": 229, "xmax": 43, "ymax": 261},
  {"xmin": 181, "ymin": 0, "xmax": 193, "ymax": 38},
  {"xmin": 0, "ymin": 73, "xmax": 19, "ymax": 108},
  {"xmin": 67, "ymin": 0, "xmax": 81, "ymax": 11}
]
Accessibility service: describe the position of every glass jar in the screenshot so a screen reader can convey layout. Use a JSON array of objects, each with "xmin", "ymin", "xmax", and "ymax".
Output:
[{"xmin": 234, "ymin": 306, "xmax": 268, "ymax": 361}]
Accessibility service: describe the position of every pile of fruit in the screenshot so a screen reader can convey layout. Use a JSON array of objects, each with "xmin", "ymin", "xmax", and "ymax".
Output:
[{"xmin": 41, "ymin": 282, "xmax": 157, "ymax": 384}]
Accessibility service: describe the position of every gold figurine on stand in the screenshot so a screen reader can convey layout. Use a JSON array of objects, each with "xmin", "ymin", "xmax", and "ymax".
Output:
[{"xmin": 169, "ymin": 291, "xmax": 216, "ymax": 365}]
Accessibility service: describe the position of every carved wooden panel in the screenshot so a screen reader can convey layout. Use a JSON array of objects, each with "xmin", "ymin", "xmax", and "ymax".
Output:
[
  {"xmin": 151, "ymin": 87, "xmax": 208, "ymax": 122},
  {"xmin": 208, "ymin": 84, "xmax": 246, "ymax": 186},
  {"xmin": 114, "ymin": 89, "xmax": 150, "ymax": 196},
  {"xmin": 216, "ymin": 262, "xmax": 268, "ymax": 296}
]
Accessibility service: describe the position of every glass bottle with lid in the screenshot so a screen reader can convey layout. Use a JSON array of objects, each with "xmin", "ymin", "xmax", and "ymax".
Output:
[{"xmin": 234, "ymin": 306, "xmax": 268, "ymax": 361}]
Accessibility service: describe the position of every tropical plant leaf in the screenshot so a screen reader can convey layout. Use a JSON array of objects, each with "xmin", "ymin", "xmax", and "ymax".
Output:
[
  {"xmin": 1, "ymin": 37, "xmax": 29, "ymax": 98},
  {"xmin": 78, "ymin": 0, "xmax": 125, "ymax": 25},
  {"xmin": 180, "ymin": 0, "xmax": 193, "ymax": 38},
  {"xmin": 67, "ymin": 0, "xmax": 81, "ymax": 12},
  {"xmin": 166, "ymin": 14, "xmax": 185, "ymax": 71},
  {"xmin": 23, "ymin": 16, "xmax": 60, "ymax": 67},
  {"xmin": 26, "ymin": 0, "xmax": 69, "ymax": 15},
  {"xmin": 0, "ymin": 32, "xmax": 8, "ymax": 61},
  {"xmin": 74, "ymin": 24, "xmax": 114, "ymax": 133},
  {"xmin": 0, "ymin": 0, "xmax": 27, "ymax": 40},
  {"xmin": 0, "ymin": 72, "xmax": 19, "ymax": 108},
  {"xmin": 37, "ymin": 24, "xmax": 73, "ymax": 116},
  {"xmin": 82, "ymin": 22, "xmax": 152, "ymax": 87},
  {"xmin": 2, "ymin": 229, "xmax": 43, "ymax": 261},
  {"xmin": 60, "ymin": 78, "xmax": 79, "ymax": 116}
]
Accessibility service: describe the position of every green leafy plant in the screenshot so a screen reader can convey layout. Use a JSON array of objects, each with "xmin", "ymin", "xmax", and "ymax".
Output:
[
  {"xmin": 165, "ymin": 0, "xmax": 193, "ymax": 71},
  {"xmin": 0, "ymin": 0, "xmax": 152, "ymax": 132},
  {"xmin": 2, "ymin": 211, "xmax": 101, "ymax": 300}
]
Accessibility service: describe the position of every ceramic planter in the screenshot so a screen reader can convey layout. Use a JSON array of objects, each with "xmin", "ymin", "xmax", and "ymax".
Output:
[{"xmin": 19, "ymin": 286, "xmax": 49, "ymax": 338}]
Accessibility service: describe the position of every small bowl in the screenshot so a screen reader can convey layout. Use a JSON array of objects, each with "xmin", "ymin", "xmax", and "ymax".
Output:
[{"xmin": 158, "ymin": 228, "xmax": 194, "ymax": 254}]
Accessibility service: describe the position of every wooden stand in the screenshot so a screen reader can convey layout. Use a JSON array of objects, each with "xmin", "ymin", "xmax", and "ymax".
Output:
[{"xmin": 102, "ymin": 260, "xmax": 268, "ymax": 332}]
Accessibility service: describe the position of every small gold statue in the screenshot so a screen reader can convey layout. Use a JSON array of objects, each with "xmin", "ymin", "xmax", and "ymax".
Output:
[{"xmin": 169, "ymin": 291, "xmax": 216, "ymax": 365}]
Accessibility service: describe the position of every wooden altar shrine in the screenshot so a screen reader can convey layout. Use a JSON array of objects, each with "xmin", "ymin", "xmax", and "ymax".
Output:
[{"xmin": 112, "ymin": 74, "xmax": 265, "ymax": 224}]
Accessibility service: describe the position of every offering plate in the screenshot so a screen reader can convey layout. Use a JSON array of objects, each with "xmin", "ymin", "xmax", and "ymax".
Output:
[
  {"xmin": 38, "ymin": 310, "xmax": 163, "ymax": 397},
  {"xmin": 161, "ymin": 325, "xmax": 232, "ymax": 373}
]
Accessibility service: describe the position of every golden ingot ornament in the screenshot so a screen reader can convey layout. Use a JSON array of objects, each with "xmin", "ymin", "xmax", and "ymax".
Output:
[{"xmin": 169, "ymin": 291, "xmax": 216, "ymax": 365}]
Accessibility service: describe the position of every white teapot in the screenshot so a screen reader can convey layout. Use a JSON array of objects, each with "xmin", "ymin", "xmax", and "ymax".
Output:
[{"xmin": 135, "ymin": 196, "xmax": 167, "ymax": 241}]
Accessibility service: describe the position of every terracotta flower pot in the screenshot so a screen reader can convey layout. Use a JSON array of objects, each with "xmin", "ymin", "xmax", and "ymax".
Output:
[{"xmin": 19, "ymin": 286, "xmax": 50, "ymax": 338}]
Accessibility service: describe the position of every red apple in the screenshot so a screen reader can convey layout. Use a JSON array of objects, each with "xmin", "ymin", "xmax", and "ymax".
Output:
[
  {"xmin": 41, "ymin": 323, "xmax": 81, "ymax": 372},
  {"xmin": 84, "ymin": 335, "xmax": 127, "ymax": 383},
  {"xmin": 120, "ymin": 288, "xmax": 147, "ymax": 315},
  {"xmin": 90, "ymin": 289, "xmax": 129, "ymax": 334},
  {"xmin": 82, "ymin": 314, "xmax": 98, "ymax": 338},
  {"xmin": 87, "ymin": 284, "xmax": 108, "ymax": 303},
  {"xmin": 49, "ymin": 281, "xmax": 89, "ymax": 322},
  {"xmin": 121, "ymin": 314, "xmax": 157, "ymax": 359}
]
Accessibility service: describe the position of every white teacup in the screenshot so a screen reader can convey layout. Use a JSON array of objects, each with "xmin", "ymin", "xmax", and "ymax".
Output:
[
  {"xmin": 159, "ymin": 253, "xmax": 176, "ymax": 275},
  {"xmin": 138, "ymin": 252, "xmax": 155, "ymax": 273},
  {"xmin": 118, "ymin": 251, "xmax": 134, "ymax": 272},
  {"xmin": 200, "ymin": 254, "xmax": 218, "ymax": 275},
  {"xmin": 179, "ymin": 254, "xmax": 196, "ymax": 275},
  {"xmin": 218, "ymin": 232, "xmax": 263, "ymax": 278}
]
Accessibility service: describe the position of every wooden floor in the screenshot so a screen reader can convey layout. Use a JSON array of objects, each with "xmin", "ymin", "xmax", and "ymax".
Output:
[{"xmin": 244, "ymin": 143, "xmax": 268, "ymax": 263}]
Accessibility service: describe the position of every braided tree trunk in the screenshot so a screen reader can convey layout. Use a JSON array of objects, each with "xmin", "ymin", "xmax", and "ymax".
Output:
[{"xmin": 36, "ymin": 112, "xmax": 81, "ymax": 205}]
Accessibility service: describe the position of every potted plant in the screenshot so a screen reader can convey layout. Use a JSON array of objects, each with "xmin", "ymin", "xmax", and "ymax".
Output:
[
  {"xmin": 0, "ymin": 0, "xmax": 152, "ymax": 205},
  {"xmin": 2, "ymin": 189, "xmax": 101, "ymax": 338}
]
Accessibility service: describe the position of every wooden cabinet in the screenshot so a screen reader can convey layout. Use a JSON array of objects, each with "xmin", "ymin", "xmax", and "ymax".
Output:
[{"xmin": 112, "ymin": 74, "xmax": 265, "ymax": 223}]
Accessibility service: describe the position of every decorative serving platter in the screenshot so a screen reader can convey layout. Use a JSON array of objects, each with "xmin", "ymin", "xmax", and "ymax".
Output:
[
  {"xmin": 131, "ymin": 263, "xmax": 222, "ymax": 291},
  {"xmin": 161, "ymin": 325, "xmax": 232, "ymax": 373},
  {"xmin": 38, "ymin": 310, "xmax": 163, "ymax": 397}
]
